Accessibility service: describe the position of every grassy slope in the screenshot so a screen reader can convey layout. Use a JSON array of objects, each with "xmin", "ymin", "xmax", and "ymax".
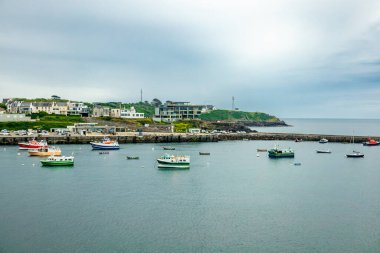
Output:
[{"xmin": 200, "ymin": 109, "xmax": 281, "ymax": 122}]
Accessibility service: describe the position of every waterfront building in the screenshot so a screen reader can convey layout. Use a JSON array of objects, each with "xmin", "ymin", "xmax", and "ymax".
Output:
[
  {"xmin": 120, "ymin": 107, "xmax": 144, "ymax": 119},
  {"xmin": 153, "ymin": 101, "xmax": 214, "ymax": 122}
]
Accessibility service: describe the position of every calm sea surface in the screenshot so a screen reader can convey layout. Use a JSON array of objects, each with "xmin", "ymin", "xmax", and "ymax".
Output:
[
  {"xmin": 1, "ymin": 140, "xmax": 380, "ymax": 253},
  {"xmin": 251, "ymin": 118, "xmax": 380, "ymax": 136}
]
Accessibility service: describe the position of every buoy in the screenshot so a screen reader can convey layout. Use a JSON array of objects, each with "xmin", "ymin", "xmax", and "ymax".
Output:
[
  {"xmin": 256, "ymin": 153, "xmax": 260, "ymax": 157},
  {"xmin": 21, "ymin": 164, "xmax": 25, "ymax": 166},
  {"xmin": 17, "ymin": 153, "xmax": 21, "ymax": 156},
  {"xmin": 152, "ymin": 147, "xmax": 154, "ymax": 150}
]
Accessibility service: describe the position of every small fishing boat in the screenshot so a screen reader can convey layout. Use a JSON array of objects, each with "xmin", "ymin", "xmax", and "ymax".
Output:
[
  {"xmin": 99, "ymin": 151, "xmax": 110, "ymax": 154},
  {"xmin": 199, "ymin": 152, "xmax": 210, "ymax": 155},
  {"xmin": 40, "ymin": 156, "xmax": 74, "ymax": 166},
  {"xmin": 363, "ymin": 138, "xmax": 380, "ymax": 146},
  {"xmin": 162, "ymin": 146, "xmax": 175, "ymax": 150},
  {"xmin": 257, "ymin": 148, "xmax": 268, "ymax": 152},
  {"xmin": 29, "ymin": 146, "xmax": 61, "ymax": 156},
  {"xmin": 18, "ymin": 139, "xmax": 48, "ymax": 150},
  {"xmin": 346, "ymin": 151, "xmax": 364, "ymax": 158},
  {"xmin": 293, "ymin": 162, "xmax": 302, "ymax": 166},
  {"xmin": 316, "ymin": 149, "xmax": 331, "ymax": 154},
  {"xmin": 319, "ymin": 138, "xmax": 328, "ymax": 144},
  {"xmin": 268, "ymin": 146, "xmax": 294, "ymax": 158},
  {"xmin": 295, "ymin": 138, "xmax": 303, "ymax": 142},
  {"xmin": 157, "ymin": 154, "xmax": 190, "ymax": 169},
  {"xmin": 90, "ymin": 137, "xmax": 120, "ymax": 150},
  {"xmin": 127, "ymin": 156, "xmax": 139, "ymax": 160}
]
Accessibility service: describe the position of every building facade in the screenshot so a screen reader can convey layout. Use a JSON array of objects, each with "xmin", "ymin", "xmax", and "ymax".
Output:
[
  {"xmin": 67, "ymin": 102, "xmax": 89, "ymax": 117},
  {"xmin": 120, "ymin": 107, "xmax": 144, "ymax": 119},
  {"xmin": 153, "ymin": 101, "xmax": 214, "ymax": 122},
  {"xmin": 92, "ymin": 106, "xmax": 110, "ymax": 117}
]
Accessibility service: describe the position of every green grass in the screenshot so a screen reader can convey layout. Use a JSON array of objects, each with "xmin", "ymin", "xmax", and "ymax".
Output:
[
  {"xmin": 173, "ymin": 121, "xmax": 198, "ymax": 133},
  {"xmin": 200, "ymin": 109, "xmax": 281, "ymax": 122}
]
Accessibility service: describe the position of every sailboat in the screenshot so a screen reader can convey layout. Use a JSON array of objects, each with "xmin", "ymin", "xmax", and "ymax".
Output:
[{"xmin": 346, "ymin": 132, "xmax": 364, "ymax": 158}]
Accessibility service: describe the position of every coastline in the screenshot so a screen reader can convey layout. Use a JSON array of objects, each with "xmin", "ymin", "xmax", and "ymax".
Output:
[{"xmin": 0, "ymin": 132, "xmax": 374, "ymax": 145}]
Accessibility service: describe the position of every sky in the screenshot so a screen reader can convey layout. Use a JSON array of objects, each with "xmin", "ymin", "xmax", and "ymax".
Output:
[{"xmin": 0, "ymin": 0, "xmax": 380, "ymax": 118}]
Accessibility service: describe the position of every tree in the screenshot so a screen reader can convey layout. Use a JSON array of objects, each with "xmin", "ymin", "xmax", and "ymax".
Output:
[
  {"xmin": 151, "ymin": 98, "xmax": 162, "ymax": 107},
  {"xmin": 0, "ymin": 103, "xmax": 6, "ymax": 109}
]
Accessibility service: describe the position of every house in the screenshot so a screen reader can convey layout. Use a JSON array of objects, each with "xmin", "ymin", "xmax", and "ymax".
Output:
[
  {"xmin": 67, "ymin": 102, "xmax": 89, "ymax": 117},
  {"xmin": 92, "ymin": 105, "xmax": 110, "ymax": 117},
  {"xmin": 110, "ymin": 108, "xmax": 121, "ymax": 118},
  {"xmin": 153, "ymin": 101, "xmax": 214, "ymax": 122},
  {"xmin": 120, "ymin": 107, "xmax": 144, "ymax": 119}
]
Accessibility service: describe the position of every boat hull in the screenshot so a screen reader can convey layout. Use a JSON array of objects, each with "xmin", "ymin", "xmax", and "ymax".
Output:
[
  {"xmin": 363, "ymin": 142, "xmax": 380, "ymax": 146},
  {"xmin": 41, "ymin": 160, "xmax": 74, "ymax": 166},
  {"xmin": 18, "ymin": 143, "xmax": 48, "ymax": 150},
  {"xmin": 29, "ymin": 151, "xmax": 61, "ymax": 156},
  {"xmin": 346, "ymin": 154, "xmax": 364, "ymax": 158},
  {"xmin": 90, "ymin": 143, "xmax": 120, "ymax": 150},
  {"xmin": 158, "ymin": 164, "xmax": 190, "ymax": 169},
  {"xmin": 316, "ymin": 150, "xmax": 331, "ymax": 154}
]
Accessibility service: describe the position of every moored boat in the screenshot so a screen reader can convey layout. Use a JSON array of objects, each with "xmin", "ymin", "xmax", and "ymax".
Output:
[
  {"xmin": 257, "ymin": 148, "xmax": 268, "ymax": 152},
  {"xmin": 346, "ymin": 151, "xmax": 364, "ymax": 158},
  {"xmin": 157, "ymin": 154, "xmax": 190, "ymax": 169},
  {"xmin": 18, "ymin": 139, "xmax": 48, "ymax": 150},
  {"xmin": 162, "ymin": 146, "xmax": 175, "ymax": 150},
  {"xmin": 29, "ymin": 147, "xmax": 61, "ymax": 156},
  {"xmin": 363, "ymin": 138, "xmax": 380, "ymax": 146},
  {"xmin": 90, "ymin": 137, "xmax": 120, "ymax": 150},
  {"xmin": 319, "ymin": 138, "xmax": 328, "ymax": 144},
  {"xmin": 199, "ymin": 152, "xmax": 210, "ymax": 155},
  {"xmin": 316, "ymin": 149, "xmax": 331, "ymax": 154},
  {"xmin": 40, "ymin": 156, "xmax": 74, "ymax": 166},
  {"xmin": 127, "ymin": 156, "xmax": 139, "ymax": 159},
  {"xmin": 268, "ymin": 146, "xmax": 294, "ymax": 158}
]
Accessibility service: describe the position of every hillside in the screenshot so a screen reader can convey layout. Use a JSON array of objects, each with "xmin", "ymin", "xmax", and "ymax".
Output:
[{"xmin": 200, "ymin": 109, "xmax": 282, "ymax": 122}]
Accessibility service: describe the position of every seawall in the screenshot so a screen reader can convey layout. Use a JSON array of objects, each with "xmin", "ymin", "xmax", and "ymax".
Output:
[{"xmin": 0, "ymin": 132, "xmax": 375, "ymax": 145}]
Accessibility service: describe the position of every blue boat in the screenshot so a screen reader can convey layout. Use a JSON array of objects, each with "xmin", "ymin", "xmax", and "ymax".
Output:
[{"xmin": 90, "ymin": 137, "xmax": 120, "ymax": 150}]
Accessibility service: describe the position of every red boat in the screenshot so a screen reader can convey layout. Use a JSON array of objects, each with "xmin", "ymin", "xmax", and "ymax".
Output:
[
  {"xmin": 18, "ymin": 139, "xmax": 48, "ymax": 150},
  {"xmin": 363, "ymin": 138, "xmax": 380, "ymax": 146}
]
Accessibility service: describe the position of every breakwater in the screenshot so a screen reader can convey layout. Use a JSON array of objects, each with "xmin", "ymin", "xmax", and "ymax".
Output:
[{"xmin": 0, "ymin": 132, "xmax": 376, "ymax": 145}]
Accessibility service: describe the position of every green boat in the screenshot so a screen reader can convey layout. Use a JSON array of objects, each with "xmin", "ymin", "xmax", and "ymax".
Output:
[
  {"xmin": 157, "ymin": 154, "xmax": 190, "ymax": 169},
  {"xmin": 268, "ymin": 146, "xmax": 294, "ymax": 158},
  {"xmin": 40, "ymin": 156, "xmax": 74, "ymax": 166}
]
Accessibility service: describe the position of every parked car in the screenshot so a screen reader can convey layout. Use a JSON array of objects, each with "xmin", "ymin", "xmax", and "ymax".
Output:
[
  {"xmin": 1, "ymin": 129, "xmax": 10, "ymax": 135},
  {"xmin": 40, "ymin": 130, "xmax": 49, "ymax": 136}
]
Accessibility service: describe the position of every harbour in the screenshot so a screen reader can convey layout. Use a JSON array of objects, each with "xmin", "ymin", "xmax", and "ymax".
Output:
[{"xmin": 1, "ymin": 140, "xmax": 379, "ymax": 253}]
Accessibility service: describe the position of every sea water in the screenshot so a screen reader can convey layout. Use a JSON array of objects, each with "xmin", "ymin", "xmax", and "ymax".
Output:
[
  {"xmin": 251, "ymin": 118, "xmax": 380, "ymax": 136},
  {"xmin": 0, "ymin": 140, "xmax": 379, "ymax": 253}
]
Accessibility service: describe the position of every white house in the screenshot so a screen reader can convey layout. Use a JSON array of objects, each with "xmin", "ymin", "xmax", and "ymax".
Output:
[{"xmin": 120, "ymin": 107, "xmax": 144, "ymax": 119}]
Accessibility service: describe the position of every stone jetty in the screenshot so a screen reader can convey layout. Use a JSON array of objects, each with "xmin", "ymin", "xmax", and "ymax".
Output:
[{"xmin": 0, "ymin": 132, "xmax": 376, "ymax": 145}]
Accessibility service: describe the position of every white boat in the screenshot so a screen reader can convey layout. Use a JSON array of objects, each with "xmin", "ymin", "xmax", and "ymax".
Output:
[
  {"xmin": 90, "ymin": 137, "xmax": 120, "ymax": 150},
  {"xmin": 319, "ymin": 138, "xmax": 328, "ymax": 144},
  {"xmin": 316, "ymin": 149, "xmax": 331, "ymax": 154},
  {"xmin": 157, "ymin": 154, "xmax": 190, "ymax": 169}
]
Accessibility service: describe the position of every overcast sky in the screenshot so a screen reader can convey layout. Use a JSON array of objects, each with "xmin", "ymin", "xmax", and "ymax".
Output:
[{"xmin": 1, "ymin": 0, "xmax": 380, "ymax": 118}]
